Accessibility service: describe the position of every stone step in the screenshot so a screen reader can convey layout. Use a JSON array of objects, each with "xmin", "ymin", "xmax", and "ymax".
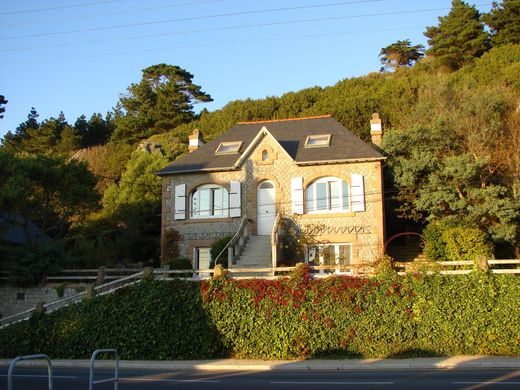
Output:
[{"xmin": 234, "ymin": 235, "xmax": 272, "ymax": 269}]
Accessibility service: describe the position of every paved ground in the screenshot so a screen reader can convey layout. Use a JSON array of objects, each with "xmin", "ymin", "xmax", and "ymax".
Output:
[
  {"xmin": 1, "ymin": 355, "xmax": 519, "ymax": 371},
  {"xmin": 1, "ymin": 366, "xmax": 520, "ymax": 389}
]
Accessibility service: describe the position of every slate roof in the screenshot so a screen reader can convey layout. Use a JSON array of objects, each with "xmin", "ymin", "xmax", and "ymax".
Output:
[{"xmin": 157, "ymin": 116, "xmax": 384, "ymax": 176}]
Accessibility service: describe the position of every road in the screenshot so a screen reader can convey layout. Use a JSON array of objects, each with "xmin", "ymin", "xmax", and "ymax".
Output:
[{"xmin": 1, "ymin": 367, "xmax": 520, "ymax": 389}]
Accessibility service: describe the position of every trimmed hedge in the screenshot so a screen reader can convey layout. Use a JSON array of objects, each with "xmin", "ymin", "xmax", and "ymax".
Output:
[{"xmin": 0, "ymin": 267, "xmax": 518, "ymax": 359}]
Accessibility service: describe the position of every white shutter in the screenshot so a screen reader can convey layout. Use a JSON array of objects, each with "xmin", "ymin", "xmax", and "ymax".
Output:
[
  {"xmin": 229, "ymin": 181, "xmax": 241, "ymax": 217},
  {"xmin": 174, "ymin": 184, "xmax": 186, "ymax": 220},
  {"xmin": 291, "ymin": 176, "xmax": 304, "ymax": 214},
  {"xmin": 351, "ymin": 174, "xmax": 365, "ymax": 212}
]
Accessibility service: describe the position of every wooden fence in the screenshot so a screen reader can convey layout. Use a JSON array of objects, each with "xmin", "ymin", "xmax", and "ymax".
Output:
[{"xmin": 1, "ymin": 259, "xmax": 519, "ymax": 285}]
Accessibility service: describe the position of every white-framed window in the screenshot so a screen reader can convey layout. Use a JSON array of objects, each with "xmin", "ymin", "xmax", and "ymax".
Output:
[
  {"xmin": 215, "ymin": 141, "xmax": 242, "ymax": 155},
  {"xmin": 307, "ymin": 243, "xmax": 352, "ymax": 274},
  {"xmin": 306, "ymin": 177, "xmax": 350, "ymax": 213},
  {"xmin": 190, "ymin": 184, "xmax": 229, "ymax": 218},
  {"xmin": 304, "ymin": 134, "xmax": 331, "ymax": 148}
]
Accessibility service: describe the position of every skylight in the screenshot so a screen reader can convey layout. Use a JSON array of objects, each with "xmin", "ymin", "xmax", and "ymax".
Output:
[
  {"xmin": 215, "ymin": 141, "xmax": 242, "ymax": 154},
  {"xmin": 305, "ymin": 134, "xmax": 331, "ymax": 148}
]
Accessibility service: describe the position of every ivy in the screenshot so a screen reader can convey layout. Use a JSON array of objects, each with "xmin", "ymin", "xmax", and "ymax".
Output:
[{"xmin": 0, "ymin": 271, "xmax": 518, "ymax": 359}]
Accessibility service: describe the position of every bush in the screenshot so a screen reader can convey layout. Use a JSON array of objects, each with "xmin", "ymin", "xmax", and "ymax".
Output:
[
  {"xmin": 423, "ymin": 219, "xmax": 457, "ymax": 261},
  {"xmin": 210, "ymin": 236, "xmax": 232, "ymax": 268},
  {"xmin": 442, "ymin": 227, "xmax": 494, "ymax": 262},
  {"xmin": 5, "ymin": 244, "xmax": 78, "ymax": 287},
  {"xmin": 0, "ymin": 272, "xmax": 518, "ymax": 360},
  {"xmin": 167, "ymin": 257, "xmax": 193, "ymax": 270},
  {"xmin": 166, "ymin": 257, "xmax": 193, "ymax": 278}
]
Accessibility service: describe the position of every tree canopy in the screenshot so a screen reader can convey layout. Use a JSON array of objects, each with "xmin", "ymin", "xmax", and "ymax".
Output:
[
  {"xmin": 0, "ymin": 151, "xmax": 99, "ymax": 243},
  {"xmin": 0, "ymin": 95, "xmax": 7, "ymax": 119},
  {"xmin": 482, "ymin": 0, "xmax": 520, "ymax": 46},
  {"xmin": 111, "ymin": 64, "xmax": 213, "ymax": 143},
  {"xmin": 379, "ymin": 40, "xmax": 425, "ymax": 71},
  {"xmin": 424, "ymin": 0, "xmax": 489, "ymax": 69}
]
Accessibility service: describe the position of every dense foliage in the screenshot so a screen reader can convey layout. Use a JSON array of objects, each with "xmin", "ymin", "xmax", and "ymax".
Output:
[
  {"xmin": 424, "ymin": 0, "xmax": 489, "ymax": 69},
  {"xmin": 0, "ymin": 267, "xmax": 518, "ymax": 359}
]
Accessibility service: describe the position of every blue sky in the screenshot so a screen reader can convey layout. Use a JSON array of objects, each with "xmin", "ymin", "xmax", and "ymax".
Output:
[{"xmin": 0, "ymin": 0, "xmax": 493, "ymax": 139}]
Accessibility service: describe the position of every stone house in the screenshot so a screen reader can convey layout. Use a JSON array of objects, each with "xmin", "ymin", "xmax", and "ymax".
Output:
[{"xmin": 157, "ymin": 115, "xmax": 385, "ymax": 274}]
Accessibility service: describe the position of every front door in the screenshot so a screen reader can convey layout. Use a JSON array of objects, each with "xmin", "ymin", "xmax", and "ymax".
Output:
[{"xmin": 257, "ymin": 181, "xmax": 276, "ymax": 235}]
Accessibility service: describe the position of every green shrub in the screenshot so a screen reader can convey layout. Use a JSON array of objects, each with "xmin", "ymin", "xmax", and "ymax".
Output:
[
  {"xmin": 167, "ymin": 257, "xmax": 193, "ymax": 270},
  {"xmin": 55, "ymin": 283, "xmax": 67, "ymax": 298},
  {"xmin": 166, "ymin": 257, "xmax": 193, "ymax": 277},
  {"xmin": 0, "ymin": 273, "xmax": 518, "ymax": 360},
  {"xmin": 442, "ymin": 227, "xmax": 494, "ymax": 262},
  {"xmin": 423, "ymin": 219, "xmax": 458, "ymax": 261},
  {"xmin": 5, "ymin": 244, "xmax": 78, "ymax": 287},
  {"xmin": 210, "ymin": 236, "xmax": 232, "ymax": 268}
]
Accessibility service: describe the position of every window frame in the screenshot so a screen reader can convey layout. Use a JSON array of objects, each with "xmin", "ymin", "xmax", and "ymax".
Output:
[
  {"xmin": 190, "ymin": 184, "xmax": 229, "ymax": 219},
  {"xmin": 304, "ymin": 134, "xmax": 331, "ymax": 148},
  {"xmin": 307, "ymin": 243, "xmax": 352, "ymax": 274},
  {"xmin": 305, "ymin": 176, "xmax": 350, "ymax": 214},
  {"xmin": 215, "ymin": 141, "xmax": 242, "ymax": 155}
]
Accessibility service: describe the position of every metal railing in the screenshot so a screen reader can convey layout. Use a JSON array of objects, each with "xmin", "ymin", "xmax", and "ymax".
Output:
[
  {"xmin": 89, "ymin": 349, "xmax": 119, "ymax": 390},
  {"xmin": 214, "ymin": 215, "xmax": 248, "ymax": 267},
  {"xmin": 8, "ymin": 354, "xmax": 53, "ymax": 390},
  {"xmin": 271, "ymin": 212, "xmax": 281, "ymax": 272}
]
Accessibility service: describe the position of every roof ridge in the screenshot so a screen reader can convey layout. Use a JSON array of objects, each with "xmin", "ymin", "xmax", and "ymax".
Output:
[{"xmin": 238, "ymin": 115, "xmax": 331, "ymax": 125}]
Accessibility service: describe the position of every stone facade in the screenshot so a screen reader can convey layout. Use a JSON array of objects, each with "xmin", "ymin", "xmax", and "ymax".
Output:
[
  {"xmin": 161, "ymin": 130, "xmax": 385, "ymax": 268},
  {"xmin": 0, "ymin": 287, "xmax": 80, "ymax": 318}
]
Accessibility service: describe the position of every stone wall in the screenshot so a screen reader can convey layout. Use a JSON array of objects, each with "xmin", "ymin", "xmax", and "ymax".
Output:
[
  {"xmin": 0, "ymin": 286, "xmax": 81, "ymax": 319},
  {"xmin": 161, "ymin": 131, "xmax": 384, "ymax": 266}
]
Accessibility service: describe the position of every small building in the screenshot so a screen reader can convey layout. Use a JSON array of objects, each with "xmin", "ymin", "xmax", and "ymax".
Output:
[{"xmin": 156, "ymin": 115, "xmax": 385, "ymax": 273}]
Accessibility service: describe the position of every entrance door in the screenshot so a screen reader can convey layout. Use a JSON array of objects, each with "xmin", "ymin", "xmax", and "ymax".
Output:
[{"xmin": 257, "ymin": 181, "xmax": 276, "ymax": 235}]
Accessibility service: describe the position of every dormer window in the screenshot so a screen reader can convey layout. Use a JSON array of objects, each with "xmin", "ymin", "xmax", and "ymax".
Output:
[
  {"xmin": 215, "ymin": 141, "xmax": 242, "ymax": 155},
  {"xmin": 305, "ymin": 134, "xmax": 331, "ymax": 148}
]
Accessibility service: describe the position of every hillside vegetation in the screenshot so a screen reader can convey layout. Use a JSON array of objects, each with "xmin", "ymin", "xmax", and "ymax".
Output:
[{"xmin": 0, "ymin": 1, "xmax": 519, "ymax": 276}]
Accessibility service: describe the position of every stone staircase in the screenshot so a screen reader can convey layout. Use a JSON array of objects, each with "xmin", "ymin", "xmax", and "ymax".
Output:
[
  {"xmin": 387, "ymin": 245, "xmax": 426, "ymax": 263},
  {"xmin": 230, "ymin": 235, "xmax": 272, "ymax": 277}
]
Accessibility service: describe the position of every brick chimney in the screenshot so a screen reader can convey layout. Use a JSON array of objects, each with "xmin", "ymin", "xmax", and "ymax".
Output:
[
  {"xmin": 188, "ymin": 129, "xmax": 204, "ymax": 153},
  {"xmin": 370, "ymin": 113, "xmax": 383, "ymax": 147}
]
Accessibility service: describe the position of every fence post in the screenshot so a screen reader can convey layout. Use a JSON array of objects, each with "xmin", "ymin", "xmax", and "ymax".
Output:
[
  {"xmin": 476, "ymin": 256, "xmax": 489, "ymax": 272},
  {"xmin": 34, "ymin": 302, "xmax": 46, "ymax": 315},
  {"xmin": 143, "ymin": 267, "xmax": 154, "ymax": 280},
  {"xmin": 86, "ymin": 284, "xmax": 95, "ymax": 298},
  {"xmin": 96, "ymin": 266, "xmax": 106, "ymax": 285}
]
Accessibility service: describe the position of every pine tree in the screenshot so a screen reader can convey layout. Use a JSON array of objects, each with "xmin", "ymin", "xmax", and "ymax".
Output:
[
  {"xmin": 0, "ymin": 95, "xmax": 7, "ymax": 119},
  {"xmin": 1, "ymin": 108, "xmax": 39, "ymax": 151},
  {"xmin": 112, "ymin": 64, "xmax": 213, "ymax": 143},
  {"xmin": 424, "ymin": 0, "xmax": 490, "ymax": 69},
  {"xmin": 482, "ymin": 0, "xmax": 520, "ymax": 46},
  {"xmin": 379, "ymin": 40, "xmax": 425, "ymax": 71}
]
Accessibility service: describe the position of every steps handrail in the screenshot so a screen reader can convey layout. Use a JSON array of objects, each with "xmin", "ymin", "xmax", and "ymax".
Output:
[{"xmin": 214, "ymin": 215, "xmax": 247, "ymax": 266}]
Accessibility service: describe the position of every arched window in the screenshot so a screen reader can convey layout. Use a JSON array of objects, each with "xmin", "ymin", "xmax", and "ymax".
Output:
[
  {"xmin": 190, "ymin": 184, "xmax": 229, "ymax": 218},
  {"xmin": 261, "ymin": 149, "xmax": 269, "ymax": 161},
  {"xmin": 306, "ymin": 177, "xmax": 349, "ymax": 213}
]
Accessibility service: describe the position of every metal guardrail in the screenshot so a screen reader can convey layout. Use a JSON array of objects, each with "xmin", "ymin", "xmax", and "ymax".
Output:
[
  {"xmin": 8, "ymin": 354, "xmax": 53, "ymax": 390},
  {"xmin": 89, "ymin": 349, "xmax": 119, "ymax": 390}
]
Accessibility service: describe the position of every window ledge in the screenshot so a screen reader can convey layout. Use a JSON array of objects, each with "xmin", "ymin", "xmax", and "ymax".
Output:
[
  {"xmin": 180, "ymin": 217, "xmax": 234, "ymax": 224},
  {"xmin": 301, "ymin": 212, "xmax": 356, "ymax": 219}
]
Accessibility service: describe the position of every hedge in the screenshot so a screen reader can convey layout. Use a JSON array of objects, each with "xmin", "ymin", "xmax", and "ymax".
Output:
[{"xmin": 0, "ymin": 266, "xmax": 518, "ymax": 359}]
